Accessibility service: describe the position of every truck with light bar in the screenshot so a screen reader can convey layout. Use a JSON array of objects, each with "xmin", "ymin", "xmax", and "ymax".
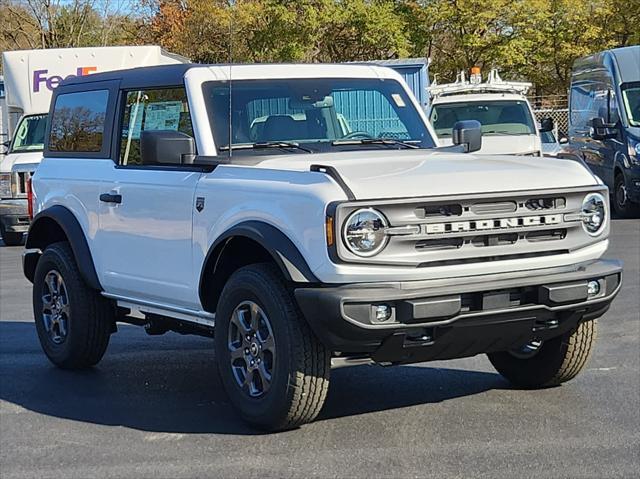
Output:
[
  {"xmin": 428, "ymin": 68, "xmax": 550, "ymax": 156},
  {"xmin": 0, "ymin": 46, "xmax": 187, "ymax": 246},
  {"xmin": 23, "ymin": 62, "xmax": 621, "ymax": 431}
]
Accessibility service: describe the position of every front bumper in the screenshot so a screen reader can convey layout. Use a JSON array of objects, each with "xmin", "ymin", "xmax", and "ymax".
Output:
[
  {"xmin": 295, "ymin": 259, "xmax": 622, "ymax": 364},
  {"xmin": 0, "ymin": 199, "xmax": 29, "ymax": 233}
]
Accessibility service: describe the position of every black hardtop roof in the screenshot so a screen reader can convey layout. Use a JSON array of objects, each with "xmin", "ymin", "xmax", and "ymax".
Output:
[{"xmin": 59, "ymin": 63, "xmax": 202, "ymax": 89}]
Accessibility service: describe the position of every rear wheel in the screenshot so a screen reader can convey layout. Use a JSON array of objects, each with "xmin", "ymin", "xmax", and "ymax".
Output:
[
  {"xmin": 487, "ymin": 320, "xmax": 597, "ymax": 388},
  {"xmin": 33, "ymin": 242, "xmax": 113, "ymax": 369},
  {"xmin": 0, "ymin": 223, "xmax": 23, "ymax": 246},
  {"xmin": 613, "ymin": 173, "xmax": 640, "ymax": 218},
  {"xmin": 215, "ymin": 263, "xmax": 330, "ymax": 431}
]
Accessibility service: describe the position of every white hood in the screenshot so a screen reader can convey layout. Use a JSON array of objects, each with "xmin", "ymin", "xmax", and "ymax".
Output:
[
  {"xmin": 248, "ymin": 149, "xmax": 598, "ymax": 200},
  {"xmin": 438, "ymin": 134, "xmax": 540, "ymax": 155}
]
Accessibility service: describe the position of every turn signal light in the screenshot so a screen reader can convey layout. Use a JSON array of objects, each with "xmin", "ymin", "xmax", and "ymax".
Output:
[{"xmin": 325, "ymin": 215, "xmax": 334, "ymax": 247}]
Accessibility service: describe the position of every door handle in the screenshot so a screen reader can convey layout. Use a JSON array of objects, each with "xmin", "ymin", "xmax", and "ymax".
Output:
[{"xmin": 99, "ymin": 193, "xmax": 122, "ymax": 204}]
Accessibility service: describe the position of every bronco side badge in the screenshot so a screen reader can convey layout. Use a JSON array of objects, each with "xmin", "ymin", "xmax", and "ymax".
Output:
[{"xmin": 196, "ymin": 197, "xmax": 205, "ymax": 212}]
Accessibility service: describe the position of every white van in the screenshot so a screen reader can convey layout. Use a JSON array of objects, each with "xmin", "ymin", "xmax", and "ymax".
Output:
[{"xmin": 0, "ymin": 46, "xmax": 187, "ymax": 245}]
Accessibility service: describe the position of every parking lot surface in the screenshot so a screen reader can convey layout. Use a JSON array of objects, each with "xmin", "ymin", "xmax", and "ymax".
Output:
[{"xmin": 1, "ymin": 220, "xmax": 639, "ymax": 479}]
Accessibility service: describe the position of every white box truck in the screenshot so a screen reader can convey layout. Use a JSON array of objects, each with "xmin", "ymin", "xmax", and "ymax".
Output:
[{"xmin": 0, "ymin": 46, "xmax": 188, "ymax": 245}]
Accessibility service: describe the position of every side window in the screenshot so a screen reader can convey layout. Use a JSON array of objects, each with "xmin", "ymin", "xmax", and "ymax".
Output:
[
  {"xmin": 570, "ymin": 81, "xmax": 607, "ymax": 133},
  {"xmin": 49, "ymin": 90, "xmax": 109, "ymax": 152},
  {"xmin": 120, "ymin": 88, "xmax": 193, "ymax": 166}
]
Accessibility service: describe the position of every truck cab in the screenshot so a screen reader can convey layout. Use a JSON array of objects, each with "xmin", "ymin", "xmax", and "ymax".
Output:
[
  {"xmin": 428, "ymin": 69, "xmax": 544, "ymax": 156},
  {"xmin": 564, "ymin": 46, "xmax": 640, "ymax": 217}
]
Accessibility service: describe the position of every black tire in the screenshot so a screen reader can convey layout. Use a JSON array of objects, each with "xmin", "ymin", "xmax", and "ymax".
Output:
[
  {"xmin": 215, "ymin": 263, "xmax": 331, "ymax": 431},
  {"xmin": 488, "ymin": 320, "xmax": 597, "ymax": 389},
  {"xmin": 0, "ymin": 223, "xmax": 23, "ymax": 246},
  {"xmin": 33, "ymin": 242, "xmax": 113, "ymax": 369},
  {"xmin": 613, "ymin": 173, "xmax": 640, "ymax": 218}
]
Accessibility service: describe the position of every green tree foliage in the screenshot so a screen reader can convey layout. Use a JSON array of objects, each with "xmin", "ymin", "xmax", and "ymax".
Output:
[{"xmin": 1, "ymin": 0, "xmax": 638, "ymax": 94}]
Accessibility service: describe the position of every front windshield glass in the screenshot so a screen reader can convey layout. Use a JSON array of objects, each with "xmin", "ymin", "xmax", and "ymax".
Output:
[
  {"xmin": 11, "ymin": 114, "xmax": 47, "ymax": 152},
  {"xmin": 430, "ymin": 100, "xmax": 536, "ymax": 137},
  {"xmin": 202, "ymin": 78, "xmax": 435, "ymax": 154},
  {"xmin": 622, "ymin": 83, "xmax": 640, "ymax": 127}
]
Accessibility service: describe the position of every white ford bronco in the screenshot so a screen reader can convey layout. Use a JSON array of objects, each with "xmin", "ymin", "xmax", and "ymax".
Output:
[{"xmin": 24, "ymin": 63, "xmax": 622, "ymax": 431}]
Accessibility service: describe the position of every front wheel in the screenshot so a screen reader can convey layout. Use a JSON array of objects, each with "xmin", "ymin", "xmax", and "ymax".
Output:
[
  {"xmin": 487, "ymin": 320, "xmax": 597, "ymax": 389},
  {"xmin": 215, "ymin": 263, "xmax": 331, "ymax": 431},
  {"xmin": 613, "ymin": 173, "xmax": 640, "ymax": 218},
  {"xmin": 0, "ymin": 223, "xmax": 23, "ymax": 246}
]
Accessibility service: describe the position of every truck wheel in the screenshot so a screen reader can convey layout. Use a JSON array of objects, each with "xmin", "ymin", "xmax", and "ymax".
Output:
[
  {"xmin": 215, "ymin": 263, "xmax": 331, "ymax": 431},
  {"xmin": 0, "ymin": 223, "xmax": 23, "ymax": 246},
  {"xmin": 487, "ymin": 320, "xmax": 597, "ymax": 389},
  {"xmin": 33, "ymin": 242, "xmax": 113, "ymax": 369},
  {"xmin": 613, "ymin": 173, "xmax": 639, "ymax": 218}
]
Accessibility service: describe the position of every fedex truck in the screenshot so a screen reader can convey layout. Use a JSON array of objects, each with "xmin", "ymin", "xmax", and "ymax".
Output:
[{"xmin": 0, "ymin": 46, "xmax": 188, "ymax": 245}]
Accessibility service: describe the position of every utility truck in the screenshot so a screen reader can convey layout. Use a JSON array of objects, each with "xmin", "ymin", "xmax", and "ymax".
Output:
[
  {"xmin": 428, "ymin": 68, "xmax": 549, "ymax": 156},
  {"xmin": 0, "ymin": 46, "xmax": 187, "ymax": 245},
  {"xmin": 23, "ymin": 63, "xmax": 621, "ymax": 430}
]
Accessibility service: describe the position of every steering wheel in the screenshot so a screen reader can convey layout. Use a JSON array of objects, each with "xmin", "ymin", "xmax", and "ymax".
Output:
[{"xmin": 342, "ymin": 131, "xmax": 374, "ymax": 140}]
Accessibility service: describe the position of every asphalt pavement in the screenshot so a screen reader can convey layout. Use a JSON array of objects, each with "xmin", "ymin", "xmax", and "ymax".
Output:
[{"xmin": 1, "ymin": 220, "xmax": 638, "ymax": 479}]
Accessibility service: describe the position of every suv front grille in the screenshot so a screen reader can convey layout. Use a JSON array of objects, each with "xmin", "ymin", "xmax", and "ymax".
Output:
[{"xmin": 334, "ymin": 187, "xmax": 607, "ymax": 266}]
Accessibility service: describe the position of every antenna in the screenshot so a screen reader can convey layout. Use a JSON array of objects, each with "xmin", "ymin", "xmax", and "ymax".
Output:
[{"xmin": 228, "ymin": 0, "xmax": 234, "ymax": 158}]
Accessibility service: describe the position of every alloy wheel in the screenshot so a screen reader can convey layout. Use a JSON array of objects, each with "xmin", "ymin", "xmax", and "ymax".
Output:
[
  {"xmin": 41, "ymin": 270, "xmax": 70, "ymax": 344},
  {"xmin": 227, "ymin": 301, "xmax": 276, "ymax": 397}
]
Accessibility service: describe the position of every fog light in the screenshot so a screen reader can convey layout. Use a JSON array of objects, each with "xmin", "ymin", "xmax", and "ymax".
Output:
[
  {"xmin": 374, "ymin": 304, "xmax": 392, "ymax": 322},
  {"xmin": 587, "ymin": 280, "xmax": 601, "ymax": 297}
]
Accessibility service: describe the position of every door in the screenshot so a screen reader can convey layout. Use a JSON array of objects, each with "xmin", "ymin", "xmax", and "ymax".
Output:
[{"xmin": 94, "ymin": 86, "xmax": 202, "ymax": 309}]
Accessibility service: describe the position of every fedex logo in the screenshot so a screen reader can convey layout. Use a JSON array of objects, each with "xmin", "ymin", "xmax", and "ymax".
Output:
[{"xmin": 33, "ymin": 66, "xmax": 98, "ymax": 92}]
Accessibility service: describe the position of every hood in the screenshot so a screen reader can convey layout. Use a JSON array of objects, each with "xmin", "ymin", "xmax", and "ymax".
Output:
[
  {"xmin": 0, "ymin": 151, "xmax": 43, "ymax": 173},
  {"xmin": 247, "ymin": 149, "xmax": 598, "ymax": 200},
  {"xmin": 439, "ymin": 134, "xmax": 539, "ymax": 155}
]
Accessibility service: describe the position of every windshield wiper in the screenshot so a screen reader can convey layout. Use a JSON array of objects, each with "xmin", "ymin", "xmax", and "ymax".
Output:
[
  {"xmin": 219, "ymin": 141, "xmax": 313, "ymax": 153},
  {"xmin": 331, "ymin": 138, "xmax": 421, "ymax": 149},
  {"xmin": 483, "ymin": 130, "xmax": 527, "ymax": 136}
]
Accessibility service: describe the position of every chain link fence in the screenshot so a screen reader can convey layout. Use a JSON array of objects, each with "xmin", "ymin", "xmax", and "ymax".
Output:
[{"xmin": 530, "ymin": 95, "xmax": 569, "ymax": 135}]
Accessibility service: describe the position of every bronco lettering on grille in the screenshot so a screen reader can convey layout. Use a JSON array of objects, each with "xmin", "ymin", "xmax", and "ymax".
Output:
[{"xmin": 423, "ymin": 214, "xmax": 562, "ymax": 235}]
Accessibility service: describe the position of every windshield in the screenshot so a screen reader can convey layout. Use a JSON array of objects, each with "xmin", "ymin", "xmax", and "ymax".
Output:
[
  {"xmin": 430, "ymin": 100, "xmax": 536, "ymax": 137},
  {"xmin": 10, "ymin": 114, "xmax": 47, "ymax": 152},
  {"xmin": 622, "ymin": 83, "xmax": 640, "ymax": 127},
  {"xmin": 202, "ymin": 78, "xmax": 435, "ymax": 154}
]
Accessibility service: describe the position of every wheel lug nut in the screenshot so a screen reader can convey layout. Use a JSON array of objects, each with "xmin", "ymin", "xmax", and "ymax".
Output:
[
  {"xmin": 244, "ymin": 348, "xmax": 249, "ymax": 354},
  {"xmin": 250, "ymin": 360, "xmax": 255, "ymax": 366}
]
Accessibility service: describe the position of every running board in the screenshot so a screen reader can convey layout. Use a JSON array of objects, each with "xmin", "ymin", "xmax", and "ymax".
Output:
[{"xmin": 102, "ymin": 293, "xmax": 215, "ymax": 328}]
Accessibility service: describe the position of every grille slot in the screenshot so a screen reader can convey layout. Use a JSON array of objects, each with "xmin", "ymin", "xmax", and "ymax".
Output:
[
  {"xmin": 416, "ymin": 238, "xmax": 464, "ymax": 251},
  {"xmin": 415, "ymin": 204, "xmax": 462, "ymax": 218},
  {"xmin": 526, "ymin": 229, "xmax": 567, "ymax": 242},
  {"xmin": 470, "ymin": 201, "xmax": 517, "ymax": 215},
  {"xmin": 471, "ymin": 233, "xmax": 518, "ymax": 247},
  {"xmin": 525, "ymin": 197, "xmax": 566, "ymax": 210}
]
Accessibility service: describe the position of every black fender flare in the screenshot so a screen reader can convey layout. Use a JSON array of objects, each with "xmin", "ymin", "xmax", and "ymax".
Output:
[
  {"xmin": 25, "ymin": 205, "xmax": 102, "ymax": 290},
  {"xmin": 199, "ymin": 221, "xmax": 318, "ymax": 305}
]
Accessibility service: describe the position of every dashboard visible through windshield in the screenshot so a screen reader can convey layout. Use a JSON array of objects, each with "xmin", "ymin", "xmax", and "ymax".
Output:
[{"xmin": 201, "ymin": 78, "xmax": 435, "ymax": 154}]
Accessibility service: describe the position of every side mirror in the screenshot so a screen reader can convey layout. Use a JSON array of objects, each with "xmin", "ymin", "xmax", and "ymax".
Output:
[
  {"xmin": 140, "ymin": 130, "xmax": 195, "ymax": 166},
  {"xmin": 452, "ymin": 120, "xmax": 482, "ymax": 153},
  {"xmin": 539, "ymin": 117, "xmax": 554, "ymax": 132},
  {"xmin": 590, "ymin": 117, "xmax": 617, "ymax": 140}
]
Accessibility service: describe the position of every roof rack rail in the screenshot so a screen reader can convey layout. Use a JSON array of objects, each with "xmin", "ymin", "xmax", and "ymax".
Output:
[{"xmin": 428, "ymin": 68, "xmax": 531, "ymax": 98}]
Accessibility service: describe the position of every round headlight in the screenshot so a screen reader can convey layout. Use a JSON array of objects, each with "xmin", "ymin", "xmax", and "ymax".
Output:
[
  {"xmin": 581, "ymin": 193, "xmax": 606, "ymax": 236},
  {"xmin": 343, "ymin": 208, "xmax": 388, "ymax": 256}
]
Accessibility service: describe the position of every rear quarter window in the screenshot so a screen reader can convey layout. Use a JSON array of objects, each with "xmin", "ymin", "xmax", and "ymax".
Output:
[{"xmin": 49, "ymin": 90, "xmax": 109, "ymax": 152}]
